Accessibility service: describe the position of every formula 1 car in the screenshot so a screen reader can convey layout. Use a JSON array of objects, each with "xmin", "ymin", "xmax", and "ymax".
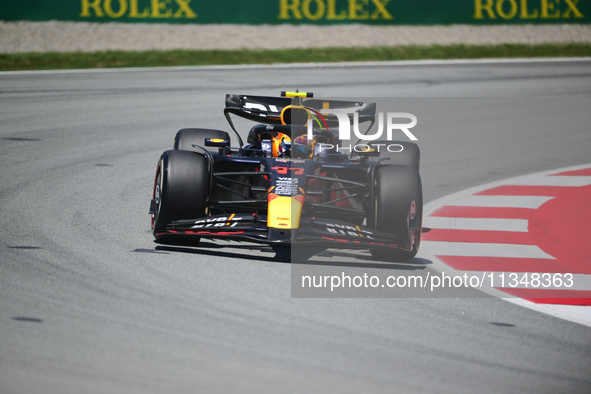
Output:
[{"xmin": 150, "ymin": 92, "xmax": 422, "ymax": 261}]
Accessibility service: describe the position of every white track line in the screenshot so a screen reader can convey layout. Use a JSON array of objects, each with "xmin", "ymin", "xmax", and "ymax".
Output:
[
  {"xmin": 504, "ymin": 175, "xmax": 591, "ymax": 187},
  {"xmin": 445, "ymin": 195, "xmax": 553, "ymax": 208},
  {"xmin": 427, "ymin": 217, "xmax": 530, "ymax": 232},
  {"xmin": 426, "ymin": 241, "xmax": 554, "ymax": 259}
]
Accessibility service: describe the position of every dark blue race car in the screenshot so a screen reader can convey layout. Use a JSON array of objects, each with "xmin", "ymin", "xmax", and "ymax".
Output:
[{"xmin": 150, "ymin": 91, "xmax": 422, "ymax": 261}]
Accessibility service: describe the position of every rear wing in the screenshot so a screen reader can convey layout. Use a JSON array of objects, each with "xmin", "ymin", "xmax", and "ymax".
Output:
[{"xmin": 224, "ymin": 93, "xmax": 376, "ymax": 146}]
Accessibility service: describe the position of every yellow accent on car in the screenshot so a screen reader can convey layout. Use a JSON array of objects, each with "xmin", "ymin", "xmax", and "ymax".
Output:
[
  {"xmin": 281, "ymin": 91, "xmax": 313, "ymax": 98},
  {"xmin": 280, "ymin": 105, "xmax": 307, "ymax": 125},
  {"xmin": 267, "ymin": 194, "xmax": 304, "ymax": 229}
]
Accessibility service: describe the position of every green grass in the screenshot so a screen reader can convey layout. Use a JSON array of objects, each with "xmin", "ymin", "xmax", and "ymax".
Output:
[{"xmin": 1, "ymin": 43, "xmax": 590, "ymax": 71}]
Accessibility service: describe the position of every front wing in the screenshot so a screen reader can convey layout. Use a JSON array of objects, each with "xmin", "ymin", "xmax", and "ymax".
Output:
[{"xmin": 156, "ymin": 213, "xmax": 411, "ymax": 252}]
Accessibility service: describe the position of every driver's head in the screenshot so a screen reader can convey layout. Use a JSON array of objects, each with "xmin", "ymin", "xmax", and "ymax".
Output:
[
  {"xmin": 292, "ymin": 134, "xmax": 316, "ymax": 159},
  {"xmin": 271, "ymin": 132, "xmax": 291, "ymax": 157}
]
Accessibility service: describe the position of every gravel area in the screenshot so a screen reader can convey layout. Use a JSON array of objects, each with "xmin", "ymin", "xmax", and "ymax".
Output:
[{"xmin": 1, "ymin": 21, "xmax": 590, "ymax": 53}]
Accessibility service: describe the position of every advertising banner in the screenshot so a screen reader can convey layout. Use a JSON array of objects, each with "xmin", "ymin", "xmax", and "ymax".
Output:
[{"xmin": 2, "ymin": 0, "xmax": 589, "ymax": 24}]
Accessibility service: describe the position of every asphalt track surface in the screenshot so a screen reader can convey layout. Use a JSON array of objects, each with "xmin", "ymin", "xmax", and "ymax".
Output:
[{"xmin": 1, "ymin": 59, "xmax": 590, "ymax": 393}]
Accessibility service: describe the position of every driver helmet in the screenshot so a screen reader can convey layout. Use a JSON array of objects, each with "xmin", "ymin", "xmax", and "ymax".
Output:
[
  {"xmin": 269, "ymin": 132, "xmax": 291, "ymax": 157},
  {"xmin": 292, "ymin": 134, "xmax": 316, "ymax": 159}
]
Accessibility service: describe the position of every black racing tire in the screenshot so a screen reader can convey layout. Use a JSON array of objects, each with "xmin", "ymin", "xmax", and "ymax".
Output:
[
  {"xmin": 369, "ymin": 164, "xmax": 423, "ymax": 262},
  {"xmin": 174, "ymin": 128, "xmax": 231, "ymax": 151},
  {"xmin": 368, "ymin": 140, "xmax": 420, "ymax": 171},
  {"xmin": 151, "ymin": 150, "xmax": 208, "ymax": 244}
]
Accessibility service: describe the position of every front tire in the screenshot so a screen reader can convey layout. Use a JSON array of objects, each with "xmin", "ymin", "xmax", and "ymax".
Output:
[
  {"xmin": 369, "ymin": 140, "xmax": 420, "ymax": 170},
  {"xmin": 369, "ymin": 164, "xmax": 422, "ymax": 261},
  {"xmin": 152, "ymin": 150, "xmax": 208, "ymax": 244}
]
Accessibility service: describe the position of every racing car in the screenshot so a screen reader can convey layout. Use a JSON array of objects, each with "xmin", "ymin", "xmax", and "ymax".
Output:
[{"xmin": 150, "ymin": 91, "xmax": 422, "ymax": 261}]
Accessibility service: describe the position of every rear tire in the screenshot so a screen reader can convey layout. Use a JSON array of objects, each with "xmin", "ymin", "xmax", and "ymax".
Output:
[
  {"xmin": 174, "ymin": 128, "xmax": 230, "ymax": 151},
  {"xmin": 152, "ymin": 150, "xmax": 208, "ymax": 244},
  {"xmin": 369, "ymin": 165, "xmax": 422, "ymax": 261}
]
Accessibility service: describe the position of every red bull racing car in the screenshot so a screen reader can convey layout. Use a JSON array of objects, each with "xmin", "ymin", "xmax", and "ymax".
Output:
[{"xmin": 150, "ymin": 92, "xmax": 422, "ymax": 261}]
